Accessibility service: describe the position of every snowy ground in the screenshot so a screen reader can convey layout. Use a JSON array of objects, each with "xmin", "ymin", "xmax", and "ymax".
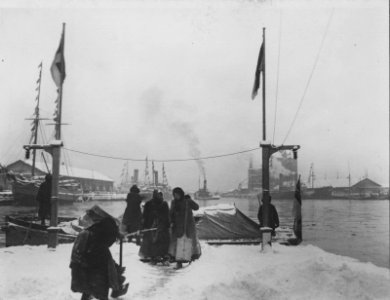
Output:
[{"xmin": 0, "ymin": 242, "xmax": 389, "ymax": 300}]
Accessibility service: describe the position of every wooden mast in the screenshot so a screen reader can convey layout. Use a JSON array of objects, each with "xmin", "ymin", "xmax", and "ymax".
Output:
[{"xmin": 32, "ymin": 62, "xmax": 43, "ymax": 176}]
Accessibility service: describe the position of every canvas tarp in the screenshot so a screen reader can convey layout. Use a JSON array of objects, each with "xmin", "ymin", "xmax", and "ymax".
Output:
[{"xmin": 196, "ymin": 206, "xmax": 261, "ymax": 240}]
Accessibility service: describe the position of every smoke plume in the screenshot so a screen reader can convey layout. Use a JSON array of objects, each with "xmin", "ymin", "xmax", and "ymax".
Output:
[
  {"xmin": 170, "ymin": 120, "xmax": 206, "ymax": 178},
  {"xmin": 139, "ymin": 87, "xmax": 206, "ymax": 178}
]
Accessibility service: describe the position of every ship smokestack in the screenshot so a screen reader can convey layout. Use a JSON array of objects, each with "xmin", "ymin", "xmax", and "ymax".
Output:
[
  {"xmin": 203, "ymin": 179, "xmax": 207, "ymax": 191},
  {"xmin": 154, "ymin": 171, "xmax": 159, "ymax": 186},
  {"xmin": 279, "ymin": 173, "xmax": 283, "ymax": 192},
  {"xmin": 133, "ymin": 169, "xmax": 139, "ymax": 184}
]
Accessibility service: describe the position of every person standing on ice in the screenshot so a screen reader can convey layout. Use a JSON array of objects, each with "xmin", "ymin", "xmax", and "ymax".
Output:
[
  {"xmin": 139, "ymin": 190, "xmax": 170, "ymax": 264},
  {"xmin": 257, "ymin": 195, "xmax": 280, "ymax": 236},
  {"xmin": 169, "ymin": 188, "xmax": 201, "ymax": 268},
  {"xmin": 36, "ymin": 174, "xmax": 52, "ymax": 225},
  {"xmin": 122, "ymin": 184, "xmax": 143, "ymax": 245},
  {"xmin": 70, "ymin": 217, "xmax": 128, "ymax": 300}
]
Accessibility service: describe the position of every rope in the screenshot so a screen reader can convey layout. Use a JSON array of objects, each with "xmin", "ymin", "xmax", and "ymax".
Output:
[
  {"xmin": 63, "ymin": 147, "xmax": 260, "ymax": 163},
  {"xmin": 282, "ymin": 8, "xmax": 335, "ymax": 145},
  {"xmin": 272, "ymin": 10, "xmax": 283, "ymax": 144}
]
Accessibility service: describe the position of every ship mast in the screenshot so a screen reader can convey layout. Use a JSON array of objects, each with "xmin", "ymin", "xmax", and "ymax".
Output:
[
  {"xmin": 25, "ymin": 63, "xmax": 49, "ymax": 176},
  {"xmin": 32, "ymin": 63, "xmax": 43, "ymax": 176},
  {"xmin": 347, "ymin": 162, "xmax": 351, "ymax": 196}
]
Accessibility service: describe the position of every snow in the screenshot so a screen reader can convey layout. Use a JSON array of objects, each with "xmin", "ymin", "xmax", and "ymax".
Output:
[
  {"xmin": 194, "ymin": 204, "xmax": 236, "ymax": 216},
  {"xmin": 21, "ymin": 159, "xmax": 114, "ymax": 182},
  {"xmin": 1, "ymin": 243, "xmax": 389, "ymax": 300}
]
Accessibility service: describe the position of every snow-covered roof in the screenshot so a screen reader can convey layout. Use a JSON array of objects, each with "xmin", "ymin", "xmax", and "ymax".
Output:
[
  {"xmin": 21, "ymin": 160, "xmax": 113, "ymax": 182},
  {"xmin": 307, "ymin": 178, "xmax": 350, "ymax": 188}
]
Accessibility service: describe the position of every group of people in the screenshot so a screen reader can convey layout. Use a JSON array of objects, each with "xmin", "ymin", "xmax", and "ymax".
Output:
[
  {"xmin": 34, "ymin": 176, "xmax": 279, "ymax": 300},
  {"xmin": 122, "ymin": 185, "xmax": 202, "ymax": 267},
  {"xmin": 69, "ymin": 185, "xmax": 201, "ymax": 300}
]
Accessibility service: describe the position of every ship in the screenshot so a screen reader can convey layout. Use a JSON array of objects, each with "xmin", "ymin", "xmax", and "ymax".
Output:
[
  {"xmin": 118, "ymin": 158, "xmax": 172, "ymax": 200},
  {"xmin": 5, "ymin": 63, "xmax": 85, "ymax": 205},
  {"xmin": 194, "ymin": 178, "xmax": 220, "ymax": 201}
]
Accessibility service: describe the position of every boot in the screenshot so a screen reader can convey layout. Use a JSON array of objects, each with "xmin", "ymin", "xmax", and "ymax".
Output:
[
  {"xmin": 175, "ymin": 262, "xmax": 183, "ymax": 269},
  {"xmin": 111, "ymin": 283, "xmax": 129, "ymax": 298}
]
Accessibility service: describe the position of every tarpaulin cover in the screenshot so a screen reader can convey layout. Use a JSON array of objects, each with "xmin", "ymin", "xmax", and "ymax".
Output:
[{"xmin": 196, "ymin": 206, "xmax": 261, "ymax": 240}]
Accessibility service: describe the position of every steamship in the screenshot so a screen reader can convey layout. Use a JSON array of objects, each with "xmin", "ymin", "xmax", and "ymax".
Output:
[
  {"xmin": 118, "ymin": 159, "xmax": 172, "ymax": 200},
  {"xmin": 194, "ymin": 178, "xmax": 220, "ymax": 201}
]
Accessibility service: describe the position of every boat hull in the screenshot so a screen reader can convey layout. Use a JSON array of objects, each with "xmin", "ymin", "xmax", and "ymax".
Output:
[
  {"xmin": 11, "ymin": 179, "xmax": 83, "ymax": 206},
  {"xmin": 1, "ymin": 216, "xmax": 76, "ymax": 247}
]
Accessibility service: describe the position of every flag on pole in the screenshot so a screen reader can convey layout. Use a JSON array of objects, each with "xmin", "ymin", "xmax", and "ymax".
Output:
[
  {"xmin": 50, "ymin": 24, "xmax": 66, "ymax": 88},
  {"xmin": 293, "ymin": 176, "xmax": 302, "ymax": 241},
  {"xmin": 251, "ymin": 42, "xmax": 264, "ymax": 100}
]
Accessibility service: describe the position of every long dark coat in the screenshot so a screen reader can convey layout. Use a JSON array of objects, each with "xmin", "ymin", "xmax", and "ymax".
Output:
[
  {"xmin": 122, "ymin": 192, "xmax": 142, "ymax": 233},
  {"xmin": 36, "ymin": 180, "xmax": 51, "ymax": 219},
  {"xmin": 139, "ymin": 198, "xmax": 170, "ymax": 259},
  {"xmin": 168, "ymin": 197, "xmax": 201, "ymax": 261},
  {"xmin": 258, "ymin": 203, "xmax": 280, "ymax": 231},
  {"xmin": 70, "ymin": 218, "xmax": 120, "ymax": 300}
]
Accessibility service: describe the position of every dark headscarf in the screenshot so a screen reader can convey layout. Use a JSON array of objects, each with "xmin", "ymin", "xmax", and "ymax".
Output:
[
  {"xmin": 89, "ymin": 217, "xmax": 119, "ymax": 248},
  {"xmin": 172, "ymin": 187, "xmax": 185, "ymax": 199},
  {"xmin": 130, "ymin": 185, "xmax": 140, "ymax": 193}
]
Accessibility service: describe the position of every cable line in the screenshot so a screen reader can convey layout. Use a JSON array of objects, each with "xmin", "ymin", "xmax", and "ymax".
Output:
[
  {"xmin": 63, "ymin": 147, "xmax": 261, "ymax": 163},
  {"xmin": 272, "ymin": 9, "xmax": 283, "ymax": 144},
  {"xmin": 282, "ymin": 8, "xmax": 335, "ymax": 145}
]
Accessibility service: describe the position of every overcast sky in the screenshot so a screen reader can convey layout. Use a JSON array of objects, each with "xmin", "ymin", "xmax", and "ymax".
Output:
[{"xmin": 0, "ymin": 0, "xmax": 388, "ymax": 191}]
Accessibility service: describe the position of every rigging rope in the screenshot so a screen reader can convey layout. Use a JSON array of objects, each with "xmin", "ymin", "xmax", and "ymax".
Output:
[
  {"xmin": 63, "ymin": 147, "xmax": 261, "ymax": 163},
  {"xmin": 282, "ymin": 8, "xmax": 335, "ymax": 145},
  {"xmin": 272, "ymin": 10, "xmax": 283, "ymax": 144}
]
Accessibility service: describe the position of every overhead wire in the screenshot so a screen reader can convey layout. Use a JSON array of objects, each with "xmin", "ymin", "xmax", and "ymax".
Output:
[
  {"xmin": 282, "ymin": 8, "xmax": 335, "ymax": 145},
  {"xmin": 63, "ymin": 147, "xmax": 261, "ymax": 163},
  {"xmin": 272, "ymin": 9, "xmax": 283, "ymax": 145}
]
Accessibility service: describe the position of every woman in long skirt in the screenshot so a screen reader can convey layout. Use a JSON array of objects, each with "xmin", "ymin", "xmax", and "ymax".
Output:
[
  {"xmin": 168, "ymin": 187, "xmax": 201, "ymax": 268},
  {"xmin": 139, "ymin": 190, "xmax": 170, "ymax": 264}
]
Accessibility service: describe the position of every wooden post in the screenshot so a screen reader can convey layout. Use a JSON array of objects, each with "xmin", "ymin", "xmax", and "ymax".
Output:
[
  {"xmin": 48, "ymin": 144, "xmax": 61, "ymax": 248},
  {"xmin": 260, "ymin": 144, "xmax": 300, "ymax": 252}
]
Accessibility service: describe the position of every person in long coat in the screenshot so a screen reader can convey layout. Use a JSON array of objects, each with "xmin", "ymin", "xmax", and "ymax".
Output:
[
  {"xmin": 122, "ymin": 185, "xmax": 143, "ymax": 244},
  {"xmin": 168, "ymin": 187, "xmax": 201, "ymax": 268},
  {"xmin": 139, "ymin": 190, "xmax": 170, "ymax": 264},
  {"xmin": 257, "ymin": 195, "xmax": 280, "ymax": 236},
  {"xmin": 70, "ymin": 217, "xmax": 128, "ymax": 300},
  {"xmin": 36, "ymin": 174, "xmax": 52, "ymax": 225}
]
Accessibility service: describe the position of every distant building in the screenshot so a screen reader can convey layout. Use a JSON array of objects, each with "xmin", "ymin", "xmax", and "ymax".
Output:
[
  {"xmin": 248, "ymin": 166, "xmax": 262, "ymax": 190},
  {"xmin": 7, "ymin": 159, "xmax": 114, "ymax": 192},
  {"xmin": 351, "ymin": 178, "xmax": 383, "ymax": 197}
]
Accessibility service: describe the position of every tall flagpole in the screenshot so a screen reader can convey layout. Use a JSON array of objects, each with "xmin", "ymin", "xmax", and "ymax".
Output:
[
  {"xmin": 48, "ymin": 22, "xmax": 66, "ymax": 249},
  {"xmin": 262, "ymin": 27, "xmax": 266, "ymax": 141}
]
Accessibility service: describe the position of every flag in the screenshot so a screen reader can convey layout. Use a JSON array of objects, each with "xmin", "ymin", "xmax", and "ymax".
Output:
[
  {"xmin": 251, "ymin": 41, "xmax": 264, "ymax": 100},
  {"xmin": 293, "ymin": 176, "xmax": 302, "ymax": 241},
  {"xmin": 51, "ymin": 24, "xmax": 66, "ymax": 88}
]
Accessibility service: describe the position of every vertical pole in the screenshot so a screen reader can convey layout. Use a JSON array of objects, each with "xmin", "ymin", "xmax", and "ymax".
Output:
[
  {"xmin": 48, "ymin": 23, "xmax": 65, "ymax": 249},
  {"xmin": 48, "ymin": 145, "xmax": 60, "ymax": 248},
  {"xmin": 260, "ymin": 145, "xmax": 273, "ymax": 252},
  {"xmin": 262, "ymin": 27, "xmax": 266, "ymax": 141}
]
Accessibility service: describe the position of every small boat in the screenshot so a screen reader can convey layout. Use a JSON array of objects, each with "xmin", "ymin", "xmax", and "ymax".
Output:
[
  {"xmin": 194, "ymin": 179, "xmax": 220, "ymax": 201},
  {"xmin": 0, "ymin": 190, "xmax": 13, "ymax": 206},
  {"xmin": 0, "ymin": 205, "xmax": 119, "ymax": 247},
  {"xmin": 1, "ymin": 215, "xmax": 77, "ymax": 247}
]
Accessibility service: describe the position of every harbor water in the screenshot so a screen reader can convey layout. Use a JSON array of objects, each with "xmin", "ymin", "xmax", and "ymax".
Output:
[{"xmin": 1, "ymin": 198, "xmax": 388, "ymax": 268}]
